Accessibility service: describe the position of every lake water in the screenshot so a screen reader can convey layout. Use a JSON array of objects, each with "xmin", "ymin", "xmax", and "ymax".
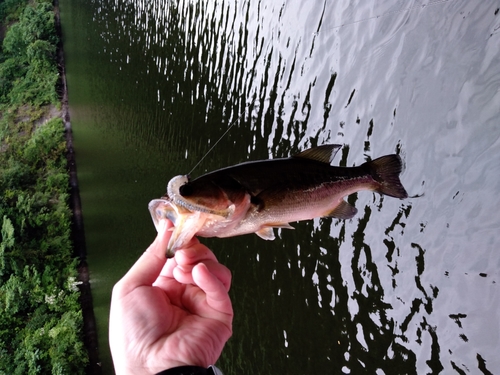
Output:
[{"xmin": 59, "ymin": 0, "xmax": 500, "ymax": 373}]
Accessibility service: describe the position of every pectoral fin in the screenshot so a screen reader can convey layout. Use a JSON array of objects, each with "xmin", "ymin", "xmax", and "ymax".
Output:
[
  {"xmin": 256, "ymin": 227, "xmax": 275, "ymax": 240},
  {"xmin": 326, "ymin": 200, "xmax": 358, "ymax": 219}
]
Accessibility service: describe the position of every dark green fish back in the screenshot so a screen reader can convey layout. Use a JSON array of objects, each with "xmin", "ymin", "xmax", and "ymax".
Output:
[{"xmin": 182, "ymin": 146, "xmax": 407, "ymax": 203}]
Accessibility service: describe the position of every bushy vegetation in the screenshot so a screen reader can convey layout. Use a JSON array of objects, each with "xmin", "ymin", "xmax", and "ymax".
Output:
[
  {"xmin": 1, "ymin": 1, "xmax": 89, "ymax": 373},
  {"xmin": 0, "ymin": 0, "xmax": 58, "ymax": 109},
  {"xmin": 0, "ymin": 0, "xmax": 27, "ymax": 25}
]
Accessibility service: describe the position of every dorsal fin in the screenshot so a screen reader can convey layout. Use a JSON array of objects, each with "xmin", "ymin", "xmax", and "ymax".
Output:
[{"xmin": 293, "ymin": 144, "xmax": 342, "ymax": 164}]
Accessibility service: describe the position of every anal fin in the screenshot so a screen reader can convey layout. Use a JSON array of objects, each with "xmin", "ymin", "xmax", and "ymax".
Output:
[{"xmin": 326, "ymin": 200, "xmax": 358, "ymax": 220}]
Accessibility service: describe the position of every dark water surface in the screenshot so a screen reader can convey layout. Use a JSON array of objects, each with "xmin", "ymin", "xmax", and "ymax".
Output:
[{"xmin": 59, "ymin": 0, "xmax": 500, "ymax": 373}]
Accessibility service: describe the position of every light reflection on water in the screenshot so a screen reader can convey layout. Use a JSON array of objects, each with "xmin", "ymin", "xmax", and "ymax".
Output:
[{"xmin": 60, "ymin": 0, "xmax": 500, "ymax": 373}]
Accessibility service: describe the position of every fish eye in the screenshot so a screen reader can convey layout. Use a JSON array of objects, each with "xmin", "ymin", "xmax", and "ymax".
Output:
[{"xmin": 179, "ymin": 183, "xmax": 193, "ymax": 196}]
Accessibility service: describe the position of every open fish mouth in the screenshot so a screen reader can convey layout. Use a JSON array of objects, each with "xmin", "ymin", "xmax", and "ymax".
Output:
[
  {"xmin": 148, "ymin": 197, "xmax": 207, "ymax": 258},
  {"xmin": 148, "ymin": 198, "xmax": 177, "ymax": 231}
]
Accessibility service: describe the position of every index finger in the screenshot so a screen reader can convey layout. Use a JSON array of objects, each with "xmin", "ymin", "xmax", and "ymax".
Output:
[{"xmin": 115, "ymin": 219, "xmax": 173, "ymax": 296}]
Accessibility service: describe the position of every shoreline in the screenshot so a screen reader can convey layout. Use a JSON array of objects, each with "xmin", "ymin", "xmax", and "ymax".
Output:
[{"xmin": 54, "ymin": 2, "xmax": 102, "ymax": 374}]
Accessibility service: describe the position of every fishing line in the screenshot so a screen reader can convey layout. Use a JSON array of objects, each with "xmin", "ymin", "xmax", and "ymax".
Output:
[
  {"xmin": 315, "ymin": 0, "xmax": 452, "ymax": 34},
  {"xmin": 188, "ymin": 102, "xmax": 251, "ymax": 175}
]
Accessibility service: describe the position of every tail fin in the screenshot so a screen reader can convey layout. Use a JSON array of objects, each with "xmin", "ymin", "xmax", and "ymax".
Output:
[{"xmin": 368, "ymin": 155, "xmax": 408, "ymax": 199}]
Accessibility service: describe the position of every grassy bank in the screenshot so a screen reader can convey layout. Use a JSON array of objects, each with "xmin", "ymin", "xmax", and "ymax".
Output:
[{"xmin": 0, "ymin": 0, "xmax": 89, "ymax": 373}]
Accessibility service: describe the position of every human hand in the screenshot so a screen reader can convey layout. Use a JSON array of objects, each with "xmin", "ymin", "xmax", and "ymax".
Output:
[{"xmin": 109, "ymin": 219, "xmax": 233, "ymax": 375}]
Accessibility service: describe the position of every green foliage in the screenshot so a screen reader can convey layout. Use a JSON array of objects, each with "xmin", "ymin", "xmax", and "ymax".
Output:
[
  {"xmin": 0, "ymin": 1, "xmax": 89, "ymax": 373},
  {"xmin": 18, "ymin": 2, "xmax": 57, "ymax": 45},
  {"xmin": 0, "ymin": 56, "xmax": 28, "ymax": 101},
  {"xmin": 2, "ymin": 21, "xmax": 29, "ymax": 58},
  {"xmin": 0, "ymin": 118, "xmax": 88, "ymax": 372},
  {"xmin": 0, "ymin": 265, "xmax": 86, "ymax": 375},
  {"xmin": 0, "ymin": 0, "xmax": 28, "ymax": 25},
  {"xmin": 0, "ymin": 0, "xmax": 59, "ymax": 108},
  {"xmin": 0, "ymin": 118, "xmax": 73, "ymax": 278},
  {"xmin": 27, "ymin": 39, "xmax": 56, "ymax": 68},
  {"xmin": 0, "ymin": 216, "xmax": 15, "ymax": 273}
]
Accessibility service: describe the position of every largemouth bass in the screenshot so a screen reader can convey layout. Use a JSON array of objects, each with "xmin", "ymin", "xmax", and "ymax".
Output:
[{"xmin": 149, "ymin": 144, "xmax": 408, "ymax": 257}]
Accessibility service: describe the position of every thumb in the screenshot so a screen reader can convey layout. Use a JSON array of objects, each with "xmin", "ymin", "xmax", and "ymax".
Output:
[{"xmin": 116, "ymin": 219, "xmax": 173, "ymax": 295}]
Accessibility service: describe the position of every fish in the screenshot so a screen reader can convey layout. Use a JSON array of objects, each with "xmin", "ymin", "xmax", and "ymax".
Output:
[{"xmin": 149, "ymin": 144, "xmax": 408, "ymax": 257}]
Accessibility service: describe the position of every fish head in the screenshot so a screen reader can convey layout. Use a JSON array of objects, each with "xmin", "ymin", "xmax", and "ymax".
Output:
[
  {"xmin": 148, "ymin": 175, "xmax": 238, "ymax": 257},
  {"xmin": 167, "ymin": 174, "xmax": 235, "ymax": 216}
]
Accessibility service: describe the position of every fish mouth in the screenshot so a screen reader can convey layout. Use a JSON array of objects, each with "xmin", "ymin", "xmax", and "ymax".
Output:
[
  {"xmin": 148, "ymin": 175, "xmax": 235, "ymax": 257},
  {"xmin": 148, "ymin": 198, "xmax": 208, "ymax": 257},
  {"xmin": 167, "ymin": 175, "xmax": 232, "ymax": 217},
  {"xmin": 148, "ymin": 198, "xmax": 177, "ymax": 232}
]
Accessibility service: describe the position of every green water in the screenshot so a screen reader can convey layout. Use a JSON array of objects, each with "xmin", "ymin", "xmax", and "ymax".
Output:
[{"xmin": 60, "ymin": 0, "xmax": 500, "ymax": 374}]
